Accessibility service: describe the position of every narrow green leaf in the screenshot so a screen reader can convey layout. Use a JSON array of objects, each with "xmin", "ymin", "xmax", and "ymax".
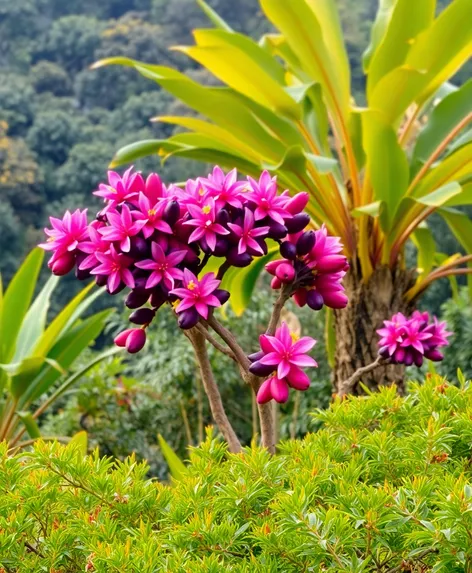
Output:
[
  {"xmin": 411, "ymin": 226, "xmax": 436, "ymax": 279},
  {"xmin": 158, "ymin": 434, "xmax": 186, "ymax": 481},
  {"xmin": 415, "ymin": 182, "xmax": 462, "ymax": 207},
  {"xmin": 352, "ymin": 201, "xmax": 382, "ymax": 218},
  {"xmin": 110, "ymin": 139, "xmax": 171, "ymax": 167},
  {"xmin": 0, "ymin": 249, "xmax": 44, "ymax": 363},
  {"xmin": 6, "ymin": 357, "xmax": 45, "ymax": 400},
  {"xmin": 325, "ymin": 308, "xmax": 336, "ymax": 369},
  {"xmin": 69, "ymin": 431, "xmax": 88, "ymax": 455},
  {"xmin": 16, "ymin": 411, "xmax": 41, "ymax": 439},
  {"xmin": 363, "ymin": 0, "xmax": 395, "ymax": 72},
  {"xmin": 196, "ymin": 0, "xmax": 233, "ymax": 31},
  {"xmin": 439, "ymin": 208, "xmax": 472, "ymax": 252}
]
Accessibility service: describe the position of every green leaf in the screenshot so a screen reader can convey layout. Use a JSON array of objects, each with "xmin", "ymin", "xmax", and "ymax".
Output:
[
  {"xmin": 362, "ymin": 110, "xmax": 409, "ymax": 230},
  {"xmin": 68, "ymin": 431, "xmax": 88, "ymax": 455},
  {"xmin": 363, "ymin": 0, "xmax": 395, "ymax": 72},
  {"xmin": 12, "ymin": 275, "xmax": 59, "ymax": 363},
  {"xmin": 16, "ymin": 411, "xmax": 41, "ymax": 439},
  {"xmin": 413, "ymin": 79, "xmax": 472, "ymax": 172},
  {"xmin": 196, "ymin": 0, "xmax": 233, "ymax": 32},
  {"xmin": 110, "ymin": 139, "xmax": 171, "ymax": 167},
  {"xmin": 439, "ymin": 208, "xmax": 472, "ymax": 253},
  {"xmin": 415, "ymin": 182, "xmax": 462, "ymax": 207},
  {"xmin": 352, "ymin": 201, "xmax": 382, "ymax": 218},
  {"xmin": 158, "ymin": 433, "xmax": 186, "ymax": 481},
  {"xmin": 367, "ymin": 0, "xmax": 435, "ymax": 97},
  {"xmin": 175, "ymin": 30, "xmax": 300, "ymax": 120},
  {"xmin": 0, "ymin": 249, "xmax": 44, "ymax": 363},
  {"xmin": 325, "ymin": 308, "xmax": 336, "ymax": 369},
  {"xmin": 5, "ymin": 357, "xmax": 45, "ymax": 400},
  {"xmin": 443, "ymin": 182, "xmax": 472, "ymax": 207},
  {"xmin": 411, "ymin": 226, "xmax": 436, "ymax": 279}
]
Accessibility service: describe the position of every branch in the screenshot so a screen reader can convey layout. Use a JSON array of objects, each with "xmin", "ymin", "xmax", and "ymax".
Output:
[
  {"xmin": 186, "ymin": 328, "xmax": 242, "ymax": 453},
  {"xmin": 195, "ymin": 323, "xmax": 237, "ymax": 361},
  {"xmin": 266, "ymin": 284, "xmax": 293, "ymax": 336},
  {"xmin": 337, "ymin": 355, "xmax": 386, "ymax": 397},
  {"xmin": 206, "ymin": 315, "xmax": 251, "ymax": 372},
  {"xmin": 385, "ymin": 548, "xmax": 438, "ymax": 573}
]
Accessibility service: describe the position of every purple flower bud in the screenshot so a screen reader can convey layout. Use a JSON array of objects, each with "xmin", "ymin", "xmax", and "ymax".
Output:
[
  {"xmin": 296, "ymin": 231, "xmax": 316, "ymax": 256},
  {"xmin": 425, "ymin": 349, "xmax": 444, "ymax": 362},
  {"xmin": 133, "ymin": 277, "xmax": 149, "ymax": 292},
  {"xmin": 95, "ymin": 275, "xmax": 108, "ymax": 287},
  {"xmin": 114, "ymin": 329, "xmax": 134, "ymax": 347},
  {"xmin": 275, "ymin": 262, "xmax": 295, "ymax": 283},
  {"xmin": 271, "ymin": 276, "xmax": 282, "ymax": 289},
  {"xmin": 394, "ymin": 348, "xmax": 405, "ymax": 363},
  {"xmin": 413, "ymin": 352, "xmax": 423, "ymax": 367},
  {"xmin": 306, "ymin": 290, "xmax": 324, "ymax": 310},
  {"xmin": 126, "ymin": 289, "xmax": 150, "ymax": 309},
  {"xmin": 214, "ymin": 289, "xmax": 230, "ymax": 305},
  {"xmin": 129, "ymin": 308, "xmax": 156, "ymax": 325},
  {"xmin": 126, "ymin": 328, "xmax": 147, "ymax": 353},
  {"xmin": 285, "ymin": 213, "xmax": 310, "ymax": 234},
  {"xmin": 249, "ymin": 360, "xmax": 276, "ymax": 377},
  {"xmin": 404, "ymin": 351, "xmax": 414, "ymax": 366},
  {"xmin": 163, "ymin": 200, "xmax": 180, "ymax": 226},
  {"xmin": 267, "ymin": 223, "xmax": 288, "ymax": 240},
  {"xmin": 285, "ymin": 192, "xmax": 309, "ymax": 215},
  {"xmin": 128, "ymin": 236, "xmax": 149, "ymax": 259},
  {"xmin": 150, "ymin": 288, "xmax": 167, "ymax": 309},
  {"xmin": 107, "ymin": 281, "xmax": 126, "ymax": 295},
  {"xmin": 216, "ymin": 209, "xmax": 230, "ymax": 226},
  {"xmin": 248, "ymin": 350, "xmax": 264, "ymax": 363},
  {"xmin": 280, "ymin": 241, "xmax": 297, "ymax": 260},
  {"xmin": 178, "ymin": 307, "xmax": 200, "ymax": 330},
  {"xmin": 213, "ymin": 237, "xmax": 229, "ymax": 257},
  {"xmin": 199, "ymin": 236, "xmax": 212, "ymax": 254},
  {"xmin": 49, "ymin": 252, "xmax": 76, "ymax": 276},
  {"xmin": 226, "ymin": 249, "xmax": 253, "ymax": 267},
  {"xmin": 378, "ymin": 346, "xmax": 390, "ymax": 359}
]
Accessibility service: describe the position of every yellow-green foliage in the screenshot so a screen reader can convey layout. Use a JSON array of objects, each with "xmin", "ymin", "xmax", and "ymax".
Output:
[{"xmin": 2, "ymin": 374, "xmax": 472, "ymax": 572}]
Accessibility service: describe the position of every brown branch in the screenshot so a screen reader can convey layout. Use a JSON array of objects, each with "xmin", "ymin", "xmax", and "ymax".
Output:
[
  {"xmin": 206, "ymin": 315, "xmax": 251, "ymax": 372},
  {"xmin": 385, "ymin": 548, "xmax": 438, "ymax": 572},
  {"xmin": 186, "ymin": 328, "xmax": 242, "ymax": 453},
  {"xmin": 195, "ymin": 323, "xmax": 237, "ymax": 361},
  {"xmin": 337, "ymin": 355, "xmax": 386, "ymax": 397}
]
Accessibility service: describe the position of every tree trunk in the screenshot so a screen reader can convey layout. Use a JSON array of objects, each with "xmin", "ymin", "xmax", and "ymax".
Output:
[{"xmin": 333, "ymin": 264, "xmax": 416, "ymax": 395}]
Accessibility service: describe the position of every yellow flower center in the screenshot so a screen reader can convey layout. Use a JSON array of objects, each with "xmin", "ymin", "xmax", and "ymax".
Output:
[
  {"xmin": 198, "ymin": 188, "xmax": 206, "ymax": 196},
  {"xmin": 171, "ymin": 299, "xmax": 180, "ymax": 310},
  {"xmin": 148, "ymin": 208, "xmax": 156, "ymax": 216},
  {"xmin": 187, "ymin": 280, "xmax": 196, "ymax": 291},
  {"xmin": 202, "ymin": 205, "xmax": 211, "ymax": 215},
  {"xmin": 290, "ymin": 332, "xmax": 299, "ymax": 343}
]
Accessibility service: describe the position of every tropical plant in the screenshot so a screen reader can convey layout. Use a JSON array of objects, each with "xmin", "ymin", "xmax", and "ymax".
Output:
[
  {"xmin": 3, "ymin": 374, "xmax": 472, "ymax": 571},
  {"xmin": 0, "ymin": 248, "xmax": 116, "ymax": 449},
  {"xmin": 94, "ymin": 0, "xmax": 472, "ymax": 392}
]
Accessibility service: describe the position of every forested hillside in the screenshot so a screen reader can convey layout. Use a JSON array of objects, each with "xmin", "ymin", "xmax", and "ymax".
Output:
[{"xmin": 0, "ymin": 0, "xmax": 464, "ymax": 293}]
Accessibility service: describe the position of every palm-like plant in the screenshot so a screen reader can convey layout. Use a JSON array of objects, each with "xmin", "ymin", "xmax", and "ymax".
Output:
[
  {"xmin": 0, "ymin": 249, "xmax": 117, "ymax": 449},
  {"xmin": 94, "ymin": 0, "xmax": 472, "ymax": 392}
]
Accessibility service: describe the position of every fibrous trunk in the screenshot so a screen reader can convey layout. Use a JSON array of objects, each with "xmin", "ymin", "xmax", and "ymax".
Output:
[{"xmin": 333, "ymin": 264, "xmax": 416, "ymax": 395}]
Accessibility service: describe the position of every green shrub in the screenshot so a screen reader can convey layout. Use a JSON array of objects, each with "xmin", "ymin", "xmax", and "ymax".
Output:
[{"xmin": 2, "ymin": 374, "xmax": 472, "ymax": 572}]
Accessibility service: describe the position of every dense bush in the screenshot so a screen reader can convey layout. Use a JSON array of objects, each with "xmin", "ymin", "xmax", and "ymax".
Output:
[{"xmin": 3, "ymin": 375, "xmax": 472, "ymax": 571}]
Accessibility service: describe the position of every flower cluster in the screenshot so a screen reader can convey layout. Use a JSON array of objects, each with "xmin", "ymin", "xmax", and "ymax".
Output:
[
  {"xmin": 248, "ymin": 322, "xmax": 317, "ymax": 404},
  {"xmin": 40, "ymin": 166, "xmax": 347, "ymax": 354},
  {"xmin": 264, "ymin": 224, "xmax": 349, "ymax": 310},
  {"xmin": 377, "ymin": 311, "xmax": 451, "ymax": 367}
]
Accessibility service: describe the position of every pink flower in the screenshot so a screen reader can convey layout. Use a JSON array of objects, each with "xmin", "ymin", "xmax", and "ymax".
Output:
[
  {"xmin": 78, "ymin": 221, "xmax": 109, "ymax": 270},
  {"xmin": 142, "ymin": 173, "xmax": 165, "ymax": 204},
  {"xmin": 227, "ymin": 208, "xmax": 270, "ymax": 255},
  {"xmin": 94, "ymin": 166, "xmax": 144, "ymax": 210},
  {"xmin": 170, "ymin": 270, "xmax": 222, "ymax": 319},
  {"xmin": 246, "ymin": 171, "xmax": 291, "ymax": 225},
  {"xmin": 377, "ymin": 312, "xmax": 408, "ymax": 356},
  {"xmin": 133, "ymin": 192, "xmax": 172, "ymax": 238},
  {"xmin": 184, "ymin": 199, "xmax": 229, "ymax": 251},
  {"xmin": 257, "ymin": 376, "xmax": 290, "ymax": 404},
  {"xmin": 40, "ymin": 209, "xmax": 89, "ymax": 255},
  {"xmin": 99, "ymin": 205, "xmax": 146, "ymax": 252},
  {"xmin": 90, "ymin": 245, "xmax": 135, "ymax": 293},
  {"xmin": 135, "ymin": 242, "xmax": 186, "ymax": 290},
  {"xmin": 400, "ymin": 319, "xmax": 433, "ymax": 353},
  {"xmin": 201, "ymin": 167, "xmax": 247, "ymax": 209}
]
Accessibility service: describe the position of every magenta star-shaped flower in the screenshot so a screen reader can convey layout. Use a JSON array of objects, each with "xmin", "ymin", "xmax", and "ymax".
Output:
[
  {"xmin": 94, "ymin": 166, "xmax": 144, "ymax": 211},
  {"xmin": 133, "ymin": 193, "xmax": 172, "ymax": 238},
  {"xmin": 39, "ymin": 209, "xmax": 89, "ymax": 255},
  {"xmin": 246, "ymin": 170, "xmax": 291, "ymax": 225},
  {"xmin": 170, "ymin": 270, "xmax": 222, "ymax": 319},
  {"xmin": 135, "ymin": 242, "xmax": 186, "ymax": 290},
  {"xmin": 400, "ymin": 318, "xmax": 433, "ymax": 354},
  {"xmin": 201, "ymin": 166, "xmax": 247, "ymax": 209},
  {"xmin": 258, "ymin": 322, "xmax": 317, "ymax": 379},
  {"xmin": 99, "ymin": 205, "xmax": 146, "ymax": 252},
  {"xmin": 228, "ymin": 208, "xmax": 270, "ymax": 255},
  {"xmin": 78, "ymin": 221, "xmax": 109, "ymax": 270},
  {"xmin": 90, "ymin": 245, "xmax": 135, "ymax": 293},
  {"xmin": 184, "ymin": 199, "xmax": 229, "ymax": 251},
  {"xmin": 376, "ymin": 312, "xmax": 408, "ymax": 356}
]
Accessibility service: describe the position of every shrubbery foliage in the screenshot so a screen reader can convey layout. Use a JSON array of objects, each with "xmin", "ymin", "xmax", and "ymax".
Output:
[{"xmin": 2, "ymin": 375, "xmax": 472, "ymax": 571}]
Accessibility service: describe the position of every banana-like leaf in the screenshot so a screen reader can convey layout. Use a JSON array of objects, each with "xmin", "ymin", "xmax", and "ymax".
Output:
[
  {"xmin": 370, "ymin": 0, "xmax": 472, "ymax": 123},
  {"xmin": 362, "ymin": 0, "xmax": 395, "ymax": 72},
  {"xmin": 16, "ymin": 411, "xmax": 41, "ymax": 439},
  {"xmin": 367, "ymin": 0, "xmax": 435, "ymax": 98},
  {"xmin": 158, "ymin": 434, "xmax": 186, "ymax": 481},
  {"xmin": 439, "ymin": 208, "xmax": 472, "ymax": 252},
  {"xmin": 5, "ymin": 357, "xmax": 45, "ymax": 400},
  {"xmin": 12, "ymin": 275, "xmax": 59, "ymax": 363},
  {"xmin": 415, "ymin": 182, "xmax": 462, "ymax": 207},
  {"xmin": 0, "ymin": 249, "xmax": 44, "ymax": 364},
  {"xmin": 411, "ymin": 226, "xmax": 436, "ymax": 280},
  {"xmin": 444, "ymin": 182, "xmax": 472, "ymax": 207},
  {"xmin": 412, "ymin": 79, "xmax": 472, "ymax": 173}
]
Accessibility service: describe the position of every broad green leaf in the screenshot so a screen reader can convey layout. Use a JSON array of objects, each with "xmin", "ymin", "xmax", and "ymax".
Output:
[
  {"xmin": 348, "ymin": 109, "xmax": 366, "ymax": 172},
  {"xmin": 16, "ymin": 411, "xmax": 41, "ymax": 439},
  {"xmin": 69, "ymin": 431, "xmax": 88, "ymax": 455},
  {"xmin": 5, "ymin": 357, "xmax": 45, "ymax": 400},
  {"xmin": 367, "ymin": 0, "xmax": 435, "ymax": 97},
  {"xmin": 175, "ymin": 30, "xmax": 300, "ymax": 120},
  {"xmin": 444, "ymin": 182, "xmax": 472, "ymax": 207},
  {"xmin": 110, "ymin": 139, "xmax": 171, "ymax": 167},
  {"xmin": 363, "ymin": 0, "xmax": 395, "ymax": 72},
  {"xmin": 447, "ymin": 128, "xmax": 472, "ymax": 156},
  {"xmin": 413, "ymin": 79, "xmax": 472, "ymax": 172},
  {"xmin": 21, "ymin": 309, "xmax": 113, "ymax": 405},
  {"xmin": 412, "ymin": 143, "xmax": 472, "ymax": 198},
  {"xmin": 325, "ymin": 308, "xmax": 336, "ymax": 369},
  {"xmin": 439, "ymin": 208, "xmax": 472, "ymax": 252},
  {"xmin": 415, "ymin": 182, "xmax": 462, "ymax": 207},
  {"xmin": 0, "ymin": 249, "xmax": 44, "ymax": 363},
  {"xmin": 32, "ymin": 282, "xmax": 95, "ymax": 358},
  {"xmin": 352, "ymin": 201, "xmax": 382, "ymax": 218},
  {"xmin": 303, "ymin": 83, "xmax": 330, "ymax": 155},
  {"xmin": 12, "ymin": 275, "xmax": 59, "ymax": 363},
  {"xmin": 362, "ymin": 110, "xmax": 409, "ymax": 230},
  {"xmin": 260, "ymin": 0, "xmax": 350, "ymax": 125},
  {"xmin": 371, "ymin": 0, "xmax": 472, "ymax": 123},
  {"xmin": 158, "ymin": 433, "xmax": 186, "ymax": 481},
  {"xmin": 196, "ymin": 0, "xmax": 233, "ymax": 32},
  {"xmin": 411, "ymin": 226, "xmax": 436, "ymax": 279}
]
